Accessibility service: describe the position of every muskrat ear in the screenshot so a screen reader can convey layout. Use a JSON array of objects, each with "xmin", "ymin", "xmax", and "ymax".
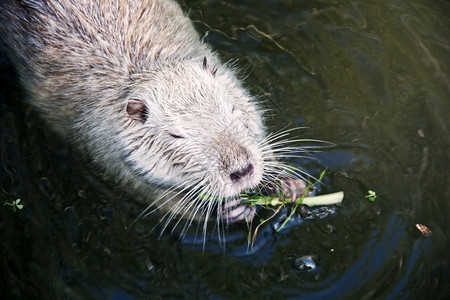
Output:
[
  {"xmin": 202, "ymin": 57, "xmax": 217, "ymax": 77},
  {"xmin": 126, "ymin": 99, "xmax": 148, "ymax": 123}
]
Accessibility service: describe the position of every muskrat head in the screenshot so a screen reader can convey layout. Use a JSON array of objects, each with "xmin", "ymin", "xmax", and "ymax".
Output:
[{"xmin": 123, "ymin": 57, "xmax": 266, "ymax": 203}]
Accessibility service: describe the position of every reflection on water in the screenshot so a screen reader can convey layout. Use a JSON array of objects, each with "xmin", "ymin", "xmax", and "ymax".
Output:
[{"xmin": 1, "ymin": 0, "xmax": 449, "ymax": 298}]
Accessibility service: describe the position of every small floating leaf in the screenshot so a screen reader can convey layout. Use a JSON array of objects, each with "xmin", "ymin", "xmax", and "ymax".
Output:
[
  {"xmin": 415, "ymin": 223, "xmax": 432, "ymax": 237},
  {"xmin": 3, "ymin": 198, "xmax": 24, "ymax": 212},
  {"xmin": 365, "ymin": 190, "xmax": 377, "ymax": 201}
]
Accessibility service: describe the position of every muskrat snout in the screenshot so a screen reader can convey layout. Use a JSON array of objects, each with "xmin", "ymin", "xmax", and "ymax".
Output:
[
  {"xmin": 214, "ymin": 135, "xmax": 265, "ymax": 198},
  {"xmin": 230, "ymin": 163, "xmax": 254, "ymax": 184}
]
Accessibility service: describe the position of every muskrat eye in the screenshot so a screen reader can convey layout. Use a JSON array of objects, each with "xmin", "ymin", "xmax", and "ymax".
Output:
[{"xmin": 169, "ymin": 133, "xmax": 184, "ymax": 139}]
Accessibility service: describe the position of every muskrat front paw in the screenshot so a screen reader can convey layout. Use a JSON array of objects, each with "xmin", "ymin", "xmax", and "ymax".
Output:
[
  {"xmin": 221, "ymin": 178, "xmax": 314, "ymax": 224},
  {"xmin": 221, "ymin": 199, "xmax": 256, "ymax": 223},
  {"xmin": 265, "ymin": 177, "xmax": 315, "ymax": 202}
]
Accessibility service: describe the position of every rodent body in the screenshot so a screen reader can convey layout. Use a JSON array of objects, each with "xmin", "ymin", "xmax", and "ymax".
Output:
[{"xmin": 0, "ymin": 0, "xmax": 304, "ymax": 229}]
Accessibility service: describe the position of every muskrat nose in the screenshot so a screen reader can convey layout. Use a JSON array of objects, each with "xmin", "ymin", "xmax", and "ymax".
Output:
[{"xmin": 230, "ymin": 163, "xmax": 254, "ymax": 183}]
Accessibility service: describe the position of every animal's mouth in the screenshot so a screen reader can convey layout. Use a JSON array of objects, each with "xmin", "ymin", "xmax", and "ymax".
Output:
[
  {"xmin": 224, "ymin": 163, "xmax": 263, "ymax": 199},
  {"xmin": 179, "ymin": 147, "xmax": 264, "ymax": 201},
  {"xmin": 194, "ymin": 171, "xmax": 261, "ymax": 203}
]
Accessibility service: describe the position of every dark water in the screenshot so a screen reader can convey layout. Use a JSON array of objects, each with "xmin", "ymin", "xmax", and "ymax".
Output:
[{"xmin": 1, "ymin": 0, "xmax": 449, "ymax": 299}]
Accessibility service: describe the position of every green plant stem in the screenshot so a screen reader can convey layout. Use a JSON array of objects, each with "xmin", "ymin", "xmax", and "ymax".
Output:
[{"xmin": 302, "ymin": 191, "xmax": 344, "ymax": 206}]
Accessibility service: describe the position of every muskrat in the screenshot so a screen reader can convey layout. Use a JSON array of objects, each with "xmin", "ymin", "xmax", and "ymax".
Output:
[{"xmin": 0, "ymin": 0, "xmax": 312, "ymax": 235}]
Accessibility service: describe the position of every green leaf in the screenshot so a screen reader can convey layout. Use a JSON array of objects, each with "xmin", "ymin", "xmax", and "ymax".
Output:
[{"xmin": 365, "ymin": 190, "xmax": 377, "ymax": 201}]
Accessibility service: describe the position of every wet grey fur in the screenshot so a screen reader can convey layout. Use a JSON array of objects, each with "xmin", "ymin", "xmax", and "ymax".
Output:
[{"xmin": 0, "ymin": 0, "xmax": 304, "ymax": 231}]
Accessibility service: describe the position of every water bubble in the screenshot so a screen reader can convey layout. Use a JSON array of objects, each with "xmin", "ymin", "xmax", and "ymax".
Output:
[{"xmin": 293, "ymin": 255, "xmax": 317, "ymax": 272}]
